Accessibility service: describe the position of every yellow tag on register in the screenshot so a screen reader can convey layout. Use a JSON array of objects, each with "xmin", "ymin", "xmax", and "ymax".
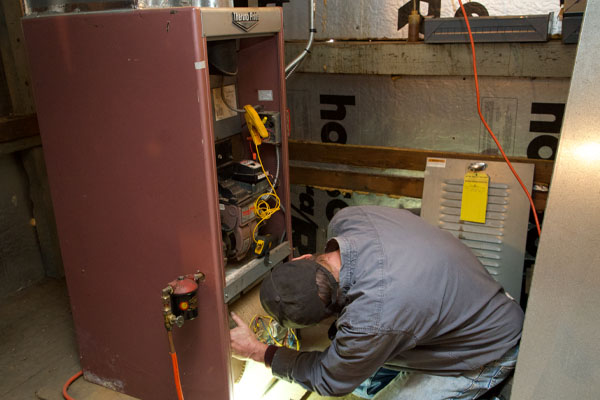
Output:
[{"xmin": 460, "ymin": 172, "xmax": 489, "ymax": 223}]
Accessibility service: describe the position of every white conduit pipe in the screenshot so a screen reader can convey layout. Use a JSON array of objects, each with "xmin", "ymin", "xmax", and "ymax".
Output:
[{"xmin": 285, "ymin": 0, "xmax": 315, "ymax": 79}]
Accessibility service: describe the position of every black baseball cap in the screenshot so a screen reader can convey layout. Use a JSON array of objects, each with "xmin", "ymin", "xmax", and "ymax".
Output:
[{"xmin": 260, "ymin": 259, "xmax": 338, "ymax": 329}]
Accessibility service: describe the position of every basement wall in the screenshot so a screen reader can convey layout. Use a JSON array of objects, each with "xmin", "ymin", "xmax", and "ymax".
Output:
[
  {"xmin": 0, "ymin": 152, "xmax": 45, "ymax": 297},
  {"xmin": 286, "ymin": 71, "xmax": 568, "ymax": 253}
]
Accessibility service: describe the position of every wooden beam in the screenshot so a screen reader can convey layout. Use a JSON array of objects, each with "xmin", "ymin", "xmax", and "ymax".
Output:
[
  {"xmin": 290, "ymin": 166, "xmax": 424, "ymax": 198},
  {"xmin": 0, "ymin": 135, "xmax": 41, "ymax": 154},
  {"xmin": 0, "ymin": 114, "xmax": 39, "ymax": 143},
  {"xmin": 290, "ymin": 140, "xmax": 554, "ymax": 186},
  {"xmin": 290, "ymin": 166, "xmax": 548, "ymax": 213},
  {"xmin": 285, "ymin": 40, "xmax": 576, "ymax": 78}
]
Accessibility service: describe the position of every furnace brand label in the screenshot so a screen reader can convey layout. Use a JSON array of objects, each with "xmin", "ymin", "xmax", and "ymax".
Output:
[
  {"xmin": 241, "ymin": 203, "xmax": 256, "ymax": 225},
  {"xmin": 232, "ymin": 12, "xmax": 259, "ymax": 32}
]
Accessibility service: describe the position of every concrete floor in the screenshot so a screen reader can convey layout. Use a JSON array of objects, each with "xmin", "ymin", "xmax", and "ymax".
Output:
[
  {"xmin": 0, "ymin": 279, "xmax": 361, "ymax": 400},
  {"xmin": 0, "ymin": 278, "xmax": 138, "ymax": 399}
]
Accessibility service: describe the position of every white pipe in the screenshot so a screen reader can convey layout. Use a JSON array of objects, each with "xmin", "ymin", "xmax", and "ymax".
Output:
[{"xmin": 285, "ymin": 0, "xmax": 315, "ymax": 79}]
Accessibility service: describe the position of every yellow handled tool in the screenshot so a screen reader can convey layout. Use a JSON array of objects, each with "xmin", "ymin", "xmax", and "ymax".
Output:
[{"xmin": 244, "ymin": 105, "xmax": 269, "ymax": 146}]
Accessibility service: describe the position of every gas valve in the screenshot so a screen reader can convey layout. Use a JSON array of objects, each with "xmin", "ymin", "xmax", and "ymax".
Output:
[{"xmin": 162, "ymin": 271, "xmax": 205, "ymax": 331}]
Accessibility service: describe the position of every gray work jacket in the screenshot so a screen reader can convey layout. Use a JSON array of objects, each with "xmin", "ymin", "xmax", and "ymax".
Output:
[{"xmin": 271, "ymin": 206, "xmax": 524, "ymax": 396}]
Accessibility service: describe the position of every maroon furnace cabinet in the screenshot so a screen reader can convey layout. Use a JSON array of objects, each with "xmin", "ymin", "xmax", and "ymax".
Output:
[{"xmin": 23, "ymin": 6, "xmax": 291, "ymax": 400}]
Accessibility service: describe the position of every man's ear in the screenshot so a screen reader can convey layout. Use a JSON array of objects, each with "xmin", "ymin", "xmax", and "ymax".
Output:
[{"xmin": 291, "ymin": 254, "xmax": 313, "ymax": 261}]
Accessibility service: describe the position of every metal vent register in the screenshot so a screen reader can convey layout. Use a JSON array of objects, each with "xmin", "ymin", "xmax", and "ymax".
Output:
[{"xmin": 421, "ymin": 158, "xmax": 534, "ymax": 302}]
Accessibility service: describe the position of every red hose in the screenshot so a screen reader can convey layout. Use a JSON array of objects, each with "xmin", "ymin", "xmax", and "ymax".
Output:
[
  {"xmin": 62, "ymin": 370, "xmax": 83, "ymax": 400},
  {"xmin": 457, "ymin": 0, "xmax": 542, "ymax": 237},
  {"xmin": 171, "ymin": 352, "xmax": 185, "ymax": 400}
]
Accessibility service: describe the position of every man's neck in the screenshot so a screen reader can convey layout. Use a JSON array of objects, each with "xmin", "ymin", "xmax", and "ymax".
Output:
[{"xmin": 320, "ymin": 250, "xmax": 342, "ymax": 282}]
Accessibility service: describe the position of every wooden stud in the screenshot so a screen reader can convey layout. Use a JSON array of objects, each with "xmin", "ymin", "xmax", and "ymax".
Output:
[{"xmin": 0, "ymin": 1, "xmax": 35, "ymax": 115}]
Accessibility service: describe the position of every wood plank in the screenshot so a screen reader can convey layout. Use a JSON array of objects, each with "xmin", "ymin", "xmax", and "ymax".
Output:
[
  {"xmin": 284, "ymin": 40, "xmax": 576, "ymax": 78},
  {"xmin": 290, "ymin": 165, "xmax": 548, "ymax": 212},
  {"xmin": 532, "ymin": 191, "xmax": 547, "ymax": 213},
  {"xmin": 0, "ymin": 114, "xmax": 39, "ymax": 142},
  {"xmin": 290, "ymin": 140, "xmax": 554, "ymax": 186}
]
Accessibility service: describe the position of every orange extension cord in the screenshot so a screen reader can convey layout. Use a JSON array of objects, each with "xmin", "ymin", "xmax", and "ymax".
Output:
[
  {"xmin": 457, "ymin": 0, "xmax": 542, "ymax": 237},
  {"xmin": 62, "ymin": 370, "xmax": 82, "ymax": 400}
]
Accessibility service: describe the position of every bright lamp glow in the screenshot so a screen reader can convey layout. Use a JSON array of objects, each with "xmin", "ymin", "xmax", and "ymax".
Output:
[
  {"xmin": 233, "ymin": 361, "xmax": 274, "ymax": 400},
  {"xmin": 574, "ymin": 142, "xmax": 600, "ymax": 161}
]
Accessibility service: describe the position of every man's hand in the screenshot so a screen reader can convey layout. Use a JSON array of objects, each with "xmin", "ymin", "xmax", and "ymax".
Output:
[{"xmin": 230, "ymin": 312, "xmax": 268, "ymax": 363}]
